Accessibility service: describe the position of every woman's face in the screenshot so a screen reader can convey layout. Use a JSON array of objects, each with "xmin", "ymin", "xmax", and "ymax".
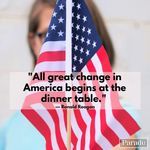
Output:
[{"xmin": 30, "ymin": 6, "xmax": 54, "ymax": 58}]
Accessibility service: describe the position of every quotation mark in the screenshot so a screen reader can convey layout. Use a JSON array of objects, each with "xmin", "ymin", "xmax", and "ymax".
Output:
[
  {"xmin": 102, "ymin": 94, "xmax": 106, "ymax": 98},
  {"xmin": 28, "ymin": 72, "xmax": 32, "ymax": 76}
]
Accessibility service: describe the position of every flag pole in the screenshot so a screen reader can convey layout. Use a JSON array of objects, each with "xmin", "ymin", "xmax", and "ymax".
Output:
[{"xmin": 66, "ymin": 0, "xmax": 72, "ymax": 149}]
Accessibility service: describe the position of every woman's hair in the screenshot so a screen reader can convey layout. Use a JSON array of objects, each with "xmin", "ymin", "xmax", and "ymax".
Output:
[{"xmin": 28, "ymin": 0, "xmax": 115, "ymax": 66}]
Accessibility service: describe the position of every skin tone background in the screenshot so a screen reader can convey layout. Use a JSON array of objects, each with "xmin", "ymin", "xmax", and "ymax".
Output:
[{"xmin": 0, "ymin": 0, "xmax": 150, "ymax": 148}]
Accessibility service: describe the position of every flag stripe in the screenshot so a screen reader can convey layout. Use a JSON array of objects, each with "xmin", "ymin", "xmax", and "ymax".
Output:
[
  {"xmin": 40, "ymin": 41, "xmax": 65, "ymax": 54},
  {"xmin": 34, "ymin": 61, "xmax": 65, "ymax": 72},
  {"xmin": 37, "ymin": 51, "xmax": 65, "ymax": 64},
  {"xmin": 71, "ymin": 128, "xmax": 78, "ymax": 149}
]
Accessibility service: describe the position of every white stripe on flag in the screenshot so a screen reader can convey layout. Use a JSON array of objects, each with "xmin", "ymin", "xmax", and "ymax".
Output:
[
  {"xmin": 40, "ymin": 41, "xmax": 65, "ymax": 54},
  {"xmin": 34, "ymin": 61, "xmax": 65, "ymax": 72}
]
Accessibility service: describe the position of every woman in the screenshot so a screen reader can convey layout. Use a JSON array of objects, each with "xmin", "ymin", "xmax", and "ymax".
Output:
[{"xmin": 0, "ymin": 0, "xmax": 138, "ymax": 149}]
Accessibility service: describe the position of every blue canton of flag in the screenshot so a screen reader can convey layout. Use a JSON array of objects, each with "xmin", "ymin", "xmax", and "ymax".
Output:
[
  {"xmin": 72, "ymin": 0, "xmax": 102, "ymax": 72},
  {"xmin": 45, "ymin": 0, "xmax": 66, "ymax": 42}
]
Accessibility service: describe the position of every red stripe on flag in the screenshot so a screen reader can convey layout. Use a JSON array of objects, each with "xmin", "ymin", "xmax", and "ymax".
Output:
[
  {"xmin": 100, "ymin": 101, "xmax": 119, "ymax": 146},
  {"xmin": 74, "ymin": 109, "xmax": 86, "ymax": 149},
  {"xmin": 71, "ymin": 128, "xmax": 78, "ymax": 150},
  {"xmin": 37, "ymin": 51, "xmax": 65, "ymax": 64},
  {"xmin": 97, "ymin": 46, "xmax": 112, "ymax": 72},
  {"xmin": 92, "ymin": 143, "xmax": 102, "ymax": 150},
  {"xmin": 88, "ymin": 110, "xmax": 96, "ymax": 149}
]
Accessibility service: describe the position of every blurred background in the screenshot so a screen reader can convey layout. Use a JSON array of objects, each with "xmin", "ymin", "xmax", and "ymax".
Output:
[{"xmin": 0, "ymin": 0, "xmax": 150, "ymax": 144}]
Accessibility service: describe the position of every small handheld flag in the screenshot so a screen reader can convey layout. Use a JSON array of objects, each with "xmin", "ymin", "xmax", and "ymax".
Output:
[{"xmin": 22, "ymin": 0, "xmax": 140, "ymax": 149}]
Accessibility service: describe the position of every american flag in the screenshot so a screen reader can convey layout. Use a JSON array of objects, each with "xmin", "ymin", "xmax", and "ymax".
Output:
[{"xmin": 22, "ymin": 0, "xmax": 140, "ymax": 149}]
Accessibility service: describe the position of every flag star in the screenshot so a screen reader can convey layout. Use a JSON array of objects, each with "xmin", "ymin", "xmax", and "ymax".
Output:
[
  {"xmin": 80, "ymin": 47, "xmax": 84, "ymax": 53},
  {"xmin": 58, "ymin": 30, "xmax": 64, "ymax": 37},
  {"xmin": 86, "ymin": 39, "xmax": 91, "ymax": 45},
  {"xmin": 74, "ymin": 45, "xmax": 78, "ymax": 51},
  {"xmin": 72, "ymin": 2, "xmax": 75, "ymax": 7},
  {"xmin": 75, "ymin": 35, "xmax": 79, "ymax": 41},
  {"xmin": 79, "ymin": 58, "xmax": 83, "ymax": 64},
  {"xmin": 72, "ymin": 12, "xmax": 74, "ymax": 17},
  {"xmin": 76, "ymin": 14, "xmax": 80, "ymax": 20},
  {"xmin": 46, "ymin": 33, "xmax": 49, "ymax": 37},
  {"xmin": 73, "ymin": 66, "xmax": 77, "ymax": 71},
  {"xmin": 77, "ymin": 3, "xmax": 81, "ymax": 10},
  {"xmin": 81, "ymin": 37, "xmax": 85, "ymax": 43},
  {"xmin": 86, "ymin": 50, "xmax": 90, "ymax": 56},
  {"xmin": 72, "ymin": 23, "xmax": 74, "ymax": 28},
  {"xmin": 82, "ymin": 26, "xmax": 86, "ymax": 32},
  {"xmin": 92, "ymin": 41, "xmax": 97, "ymax": 48},
  {"xmin": 59, "ymin": 4, "xmax": 64, "ymax": 10},
  {"xmin": 87, "ymin": 28, "xmax": 91, "ymax": 35},
  {"xmin": 76, "ymin": 24, "xmax": 80, "ymax": 30},
  {"xmin": 58, "ymin": 17, "xmax": 64, "ymax": 23},
  {"xmin": 53, "ymin": 12, "xmax": 57, "ymax": 17},
  {"xmin": 73, "ymin": 55, "xmax": 77, "ymax": 61},
  {"xmin": 83, "ymin": 16, "xmax": 87, "ymax": 22},
  {"xmin": 51, "ymin": 24, "xmax": 56, "ymax": 30}
]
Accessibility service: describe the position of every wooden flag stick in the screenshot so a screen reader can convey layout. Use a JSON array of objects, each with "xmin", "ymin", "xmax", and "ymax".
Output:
[
  {"xmin": 67, "ymin": 108, "xmax": 71, "ymax": 150},
  {"xmin": 66, "ymin": 0, "xmax": 72, "ymax": 149}
]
